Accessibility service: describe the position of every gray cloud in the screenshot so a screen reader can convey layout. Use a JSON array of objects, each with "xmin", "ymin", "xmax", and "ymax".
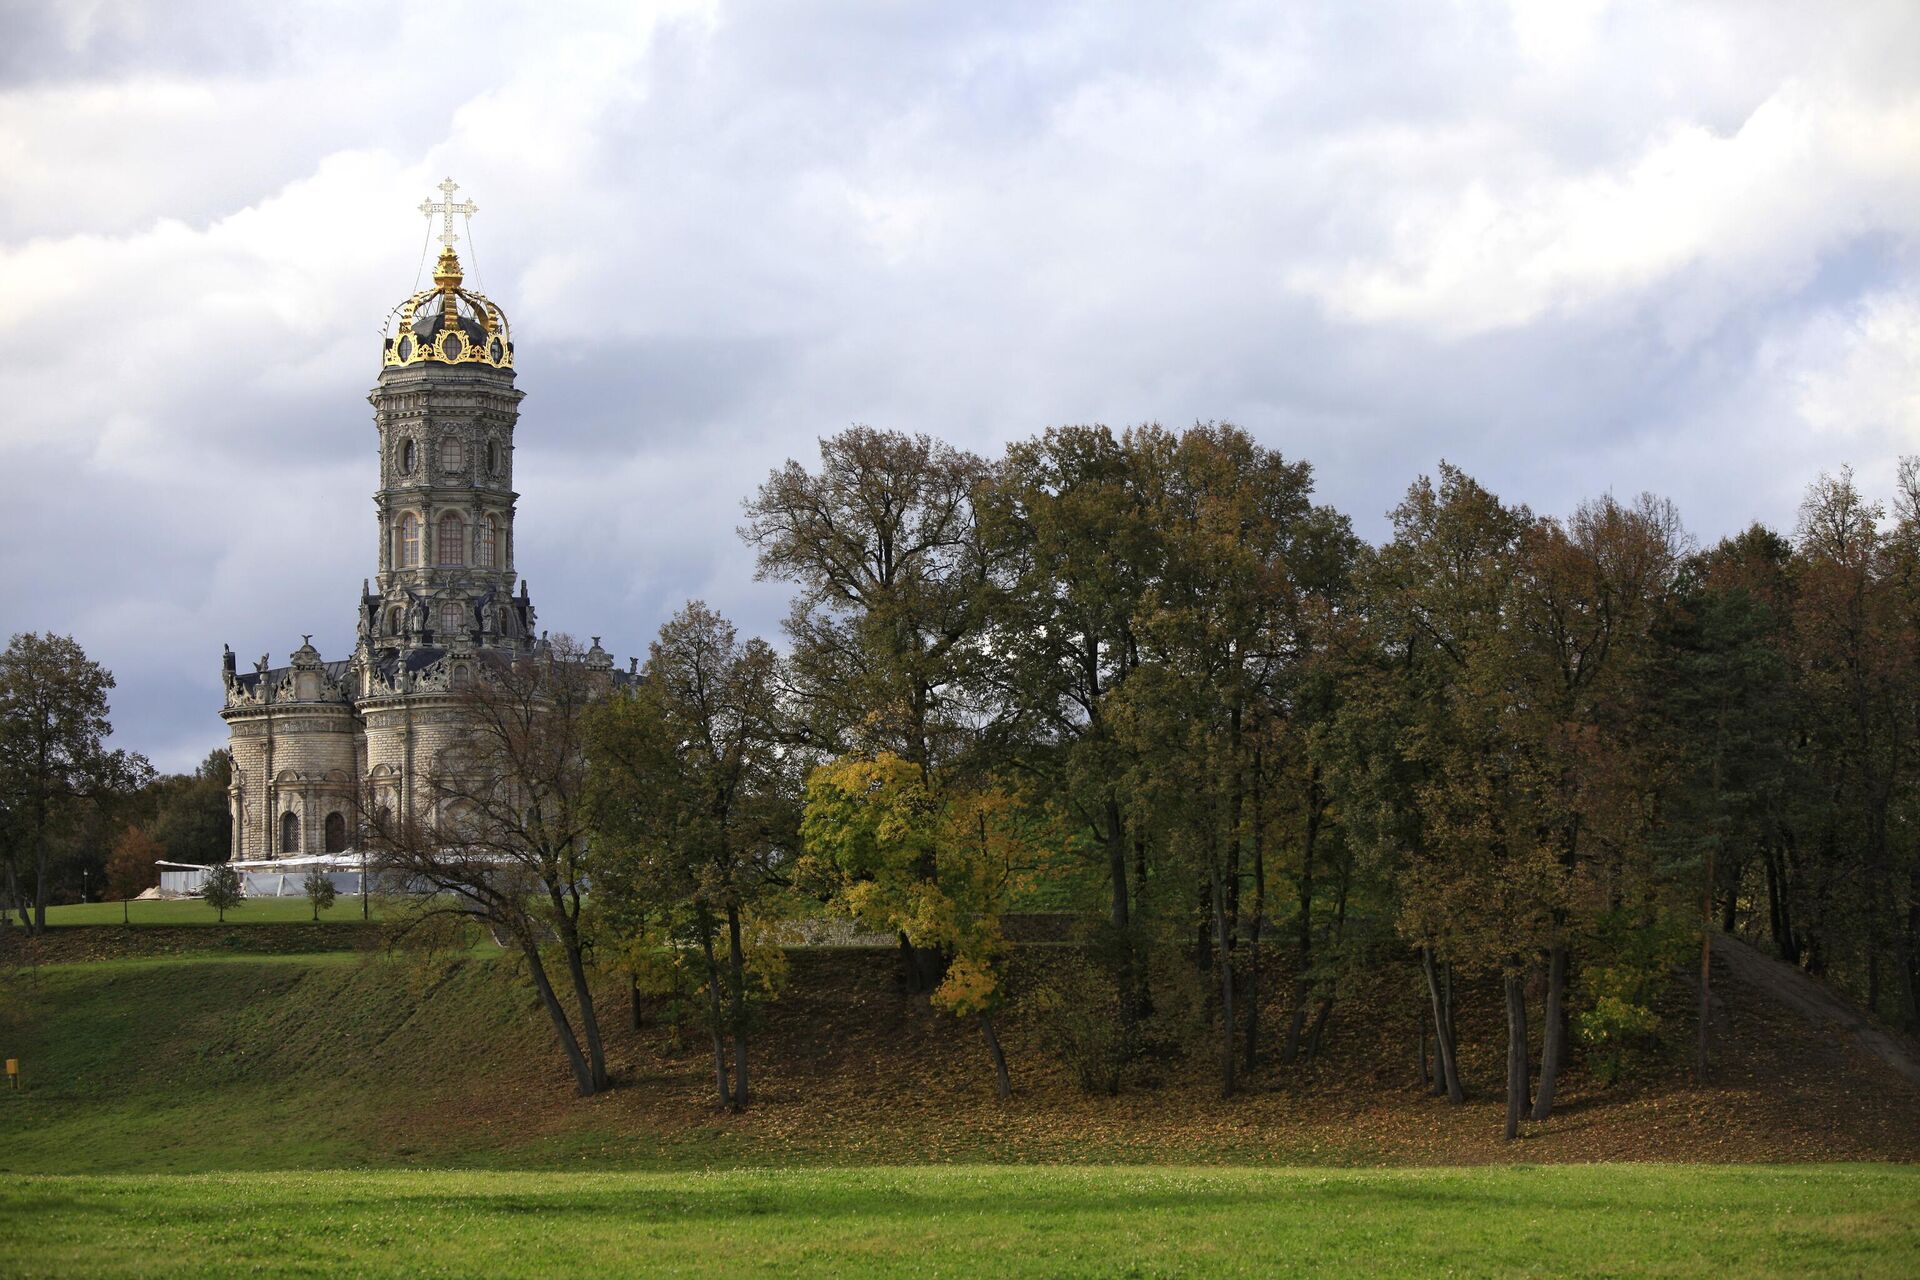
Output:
[{"xmin": 3, "ymin": 0, "xmax": 1919, "ymax": 770}]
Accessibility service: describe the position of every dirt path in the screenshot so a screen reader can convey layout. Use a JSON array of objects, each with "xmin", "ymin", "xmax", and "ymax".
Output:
[{"xmin": 1715, "ymin": 934, "xmax": 1920, "ymax": 1089}]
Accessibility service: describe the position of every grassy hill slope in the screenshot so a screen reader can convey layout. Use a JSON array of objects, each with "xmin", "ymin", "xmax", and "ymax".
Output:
[{"xmin": 3, "ymin": 930, "xmax": 1917, "ymax": 1175}]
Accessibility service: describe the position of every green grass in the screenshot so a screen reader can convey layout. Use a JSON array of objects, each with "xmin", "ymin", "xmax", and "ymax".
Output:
[
  {"xmin": 0, "ymin": 950, "xmax": 533, "ymax": 1175},
  {"xmin": 2, "ymin": 1164, "xmax": 1915, "ymax": 1278},
  {"xmin": 28, "ymin": 896, "xmax": 394, "ymax": 926}
]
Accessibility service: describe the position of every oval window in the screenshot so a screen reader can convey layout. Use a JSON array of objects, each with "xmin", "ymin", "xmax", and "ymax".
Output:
[
  {"xmin": 486, "ymin": 336, "xmax": 504, "ymax": 363},
  {"xmin": 400, "ymin": 439, "xmax": 416, "ymax": 474},
  {"xmin": 397, "ymin": 335, "xmax": 415, "ymax": 361},
  {"xmin": 487, "ymin": 441, "xmax": 500, "ymax": 475},
  {"xmin": 439, "ymin": 330, "xmax": 465, "ymax": 360}
]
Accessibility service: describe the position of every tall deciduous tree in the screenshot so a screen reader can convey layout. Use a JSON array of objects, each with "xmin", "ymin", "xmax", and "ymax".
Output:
[
  {"xmin": 364, "ymin": 636, "xmax": 610, "ymax": 1097},
  {"xmin": 742, "ymin": 426, "xmax": 992, "ymax": 775},
  {"xmin": 0, "ymin": 633, "xmax": 151, "ymax": 933},
  {"xmin": 743, "ymin": 427, "xmax": 994, "ymax": 992},
  {"xmin": 587, "ymin": 603, "xmax": 793, "ymax": 1111}
]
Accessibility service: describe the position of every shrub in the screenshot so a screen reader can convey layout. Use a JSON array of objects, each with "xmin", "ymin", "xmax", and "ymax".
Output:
[
  {"xmin": 1019, "ymin": 950, "xmax": 1127, "ymax": 1094},
  {"xmin": 203, "ymin": 864, "xmax": 243, "ymax": 923},
  {"xmin": 303, "ymin": 866, "xmax": 337, "ymax": 921}
]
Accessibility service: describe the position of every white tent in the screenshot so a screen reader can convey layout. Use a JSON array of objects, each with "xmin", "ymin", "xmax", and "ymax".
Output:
[{"xmin": 157, "ymin": 855, "xmax": 372, "ymax": 899}]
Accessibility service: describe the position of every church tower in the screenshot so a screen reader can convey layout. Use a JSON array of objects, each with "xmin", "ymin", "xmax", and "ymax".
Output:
[{"xmin": 361, "ymin": 180, "xmax": 535, "ymax": 656}]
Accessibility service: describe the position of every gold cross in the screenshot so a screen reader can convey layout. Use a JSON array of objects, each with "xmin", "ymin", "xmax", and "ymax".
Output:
[{"xmin": 418, "ymin": 177, "xmax": 477, "ymax": 250}]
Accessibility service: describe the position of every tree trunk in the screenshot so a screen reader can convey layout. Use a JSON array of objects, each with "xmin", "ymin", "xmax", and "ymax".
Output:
[
  {"xmin": 1532, "ymin": 942, "xmax": 1569, "ymax": 1120},
  {"xmin": 897, "ymin": 932, "xmax": 931, "ymax": 994},
  {"xmin": 1763, "ymin": 839, "xmax": 1795, "ymax": 962},
  {"xmin": 1244, "ymin": 745, "xmax": 1267, "ymax": 1073},
  {"xmin": 727, "ymin": 902, "xmax": 749, "ymax": 1110},
  {"xmin": 699, "ymin": 916, "xmax": 730, "ymax": 1109},
  {"xmin": 522, "ymin": 938, "xmax": 596, "ymax": 1097},
  {"xmin": 630, "ymin": 973, "xmax": 645, "ymax": 1031},
  {"xmin": 1303, "ymin": 998, "xmax": 1333, "ymax": 1062},
  {"xmin": 1906, "ymin": 863, "xmax": 1920, "ymax": 1031},
  {"xmin": 33, "ymin": 831, "xmax": 50, "ymax": 935},
  {"xmin": 1106, "ymin": 799, "xmax": 1141, "ymax": 1041},
  {"xmin": 1697, "ymin": 842, "xmax": 1716, "ymax": 1083},
  {"xmin": 979, "ymin": 1011, "xmax": 1011, "ymax": 1099},
  {"xmin": 1210, "ymin": 861, "xmax": 1236, "ymax": 1097},
  {"xmin": 1504, "ymin": 970, "xmax": 1530, "ymax": 1141},
  {"xmin": 557, "ymin": 918, "xmax": 609, "ymax": 1092},
  {"xmin": 1282, "ymin": 980, "xmax": 1310, "ymax": 1065},
  {"xmin": 1422, "ymin": 946, "xmax": 1464, "ymax": 1103},
  {"xmin": 1106, "ymin": 797, "xmax": 1130, "ymax": 932},
  {"xmin": 1417, "ymin": 1007, "xmax": 1431, "ymax": 1089}
]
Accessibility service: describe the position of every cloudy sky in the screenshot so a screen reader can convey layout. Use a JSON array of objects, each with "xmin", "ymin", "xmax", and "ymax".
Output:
[{"xmin": 3, "ymin": 0, "xmax": 1919, "ymax": 771}]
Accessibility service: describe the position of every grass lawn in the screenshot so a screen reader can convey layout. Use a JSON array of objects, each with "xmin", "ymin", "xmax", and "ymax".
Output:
[
  {"xmin": 3, "ymin": 1164, "xmax": 1916, "ymax": 1278},
  {"xmin": 26, "ymin": 896, "xmax": 396, "ymax": 927}
]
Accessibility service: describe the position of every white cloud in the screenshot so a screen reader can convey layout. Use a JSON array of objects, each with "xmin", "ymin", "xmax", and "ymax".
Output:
[
  {"xmin": 1790, "ymin": 291, "xmax": 1920, "ymax": 441},
  {"xmin": 1286, "ymin": 83, "xmax": 1920, "ymax": 339}
]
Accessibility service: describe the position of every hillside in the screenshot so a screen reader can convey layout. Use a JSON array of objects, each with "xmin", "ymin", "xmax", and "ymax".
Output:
[{"xmin": 2, "ymin": 927, "xmax": 1917, "ymax": 1175}]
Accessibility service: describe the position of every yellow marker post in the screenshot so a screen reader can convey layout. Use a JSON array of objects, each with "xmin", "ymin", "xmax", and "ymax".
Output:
[{"xmin": 5, "ymin": 1059, "xmax": 16, "ymax": 1091}]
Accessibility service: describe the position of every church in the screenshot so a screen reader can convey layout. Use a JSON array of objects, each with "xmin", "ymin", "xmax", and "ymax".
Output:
[{"xmin": 218, "ymin": 182, "xmax": 624, "ymax": 864}]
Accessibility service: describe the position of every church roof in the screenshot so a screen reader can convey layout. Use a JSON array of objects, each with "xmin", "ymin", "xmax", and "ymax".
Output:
[{"xmin": 380, "ymin": 180, "xmax": 512, "ymax": 371}]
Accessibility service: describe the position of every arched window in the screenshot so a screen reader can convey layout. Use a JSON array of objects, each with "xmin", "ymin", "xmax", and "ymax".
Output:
[
  {"xmin": 441, "ymin": 436, "xmax": 464, "ymax": 472},
  {"xmin": 400, "ymin": 439, "xmax": 416, "ymax": 474},
  {"xmin": 437, "ymin": 513, "xmax": 465, "ymax": 565},
  {"xmin": 281, "ymin": 811, "xmax": 299, "ymax": 855},
  {"xmin": 324, "ymin": 811, "xmax": 347, "ymax": 854},
  {"xmin": 452, "ymin": 664, "xmax": 472, "ymax": 690},
  {"xmin": 386, "ymin": 607, "xmax": 403, "ymax": 635},
  {"xmin": 486, "ymin": 441, "xmax": 500, "ymax": 475},
  {"xmin": 478, "ymin": 515, "xmax": 497, "ymax": 568},
  {"xmin": 439, "ymin": 600, "xmax": 467, "ymax": 637},
  {"xmin": 396, "ymin": 513, "xmax": 419, "ymax": 568}
]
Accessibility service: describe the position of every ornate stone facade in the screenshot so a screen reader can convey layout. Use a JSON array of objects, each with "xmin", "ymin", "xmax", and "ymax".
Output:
[{"xmin": 220, "ymin": 193, "xmax": 622, "ymax": 860}]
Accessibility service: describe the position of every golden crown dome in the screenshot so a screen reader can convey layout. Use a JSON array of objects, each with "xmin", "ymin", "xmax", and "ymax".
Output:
[{"xmin": 381, "ymin": 180, "xmax": 514, "ymax": 370}]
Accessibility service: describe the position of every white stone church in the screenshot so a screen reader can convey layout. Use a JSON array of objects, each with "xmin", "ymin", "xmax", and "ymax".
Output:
[{"xmin": 218, "ymin": 183, "xmax": 626, "ymax": 867}]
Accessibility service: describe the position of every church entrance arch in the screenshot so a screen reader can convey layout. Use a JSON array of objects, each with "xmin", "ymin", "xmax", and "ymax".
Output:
[{"xmin": 324, "ymin": 811, "xmax": 348, "ymax": 853}]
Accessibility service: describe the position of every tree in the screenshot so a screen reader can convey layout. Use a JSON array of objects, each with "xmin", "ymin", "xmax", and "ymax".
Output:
[
  {"xmin": 976, "ymin": 426, "xmax": 1163, "ymax": 1023},
  {"xmin": 364, "ymin": 636, "xmax": 611, "ymax": 1097},
  {"xmin": 303, "ymin": 865, "xmax": 337, "ymax": 921},
  {"xmin": 801, "ymin": 754, "xmax": 1034, "ymax": 1098},
  {"xmin": 203, "ymin": 863, "xmax": 242, "ymax": 923},
  {"xmin": 105, "ymin": 824, "xmax": 162, "ymax": 909},
  {"xmin": 1505, "ymin": 494, "xmax": 1687, "ymax": 1119},
  {"xmin": 0, "ymin": 633, "xmax": 152, "ymax": 933},
  {"xmin": 742, "ymin": 427, "xmax": 992, "ymax": 775},
  {"xmin": 1114, "ymin": 425, "xmax": 1352, "ymax": 1096},
  {"xmin": 1647, "ymin": 529, "xmax": 1793, "ymax": 1078},
  {"xmin": 1363, "ymin": 465, "xmax": 1549, "ymax": 1134},
  {"xmin": 743, "ymin": 427, "xmax": 994, "ymax": 992},
  {"xmin": 587, "ymin": 604, "xmax": 793, "ymax": 1111},
  {"xmin": 146, "ymin": 750, "xmax": 233, "ymax": 866}
]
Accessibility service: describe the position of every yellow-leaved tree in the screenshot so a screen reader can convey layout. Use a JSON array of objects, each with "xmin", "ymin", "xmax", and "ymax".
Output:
[{"xmin": 801, "ymin": 753, "xmax": 1035, "ymax": 1098}]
